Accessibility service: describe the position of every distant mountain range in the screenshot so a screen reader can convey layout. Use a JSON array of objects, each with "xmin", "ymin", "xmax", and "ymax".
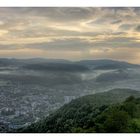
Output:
[
  {"xmin": 76, "ymin": 59, "xmax": 140, "ymax": 70},
  {"xmin": 0, "ymin": 58, "xmax": 139, "ymax": 71}
]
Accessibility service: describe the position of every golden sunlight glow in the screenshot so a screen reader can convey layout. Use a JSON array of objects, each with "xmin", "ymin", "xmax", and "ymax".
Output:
[{"xmin": 0, "ymin": 8, "xmax": 140, "ymax": 63}]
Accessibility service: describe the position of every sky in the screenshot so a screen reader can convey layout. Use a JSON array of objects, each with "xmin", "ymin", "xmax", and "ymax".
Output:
[{"xmin": 0, "ymin": 7, "xmax": 140, "ymax": 63}]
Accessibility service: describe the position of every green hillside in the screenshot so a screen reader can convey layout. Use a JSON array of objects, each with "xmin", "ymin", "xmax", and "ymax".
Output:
[{"xmin": 18, "ymin": 88, "xmax": 140, "ymax": 133}]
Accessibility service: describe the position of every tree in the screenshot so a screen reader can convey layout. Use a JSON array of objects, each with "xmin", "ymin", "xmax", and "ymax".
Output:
[{"xmin": 103, "ymin": 110, "xmax": 129, "ymax": 132}]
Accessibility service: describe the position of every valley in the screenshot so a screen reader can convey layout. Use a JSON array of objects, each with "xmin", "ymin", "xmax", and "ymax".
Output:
[{"xmin": 0, "ymin": 58, "xmax": 140, "ymax": 130}]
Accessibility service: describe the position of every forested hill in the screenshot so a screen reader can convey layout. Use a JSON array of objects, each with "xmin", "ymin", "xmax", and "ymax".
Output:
[{"xmin": 18, "ymin": 88, "xmax": 140, "ymax": 133}]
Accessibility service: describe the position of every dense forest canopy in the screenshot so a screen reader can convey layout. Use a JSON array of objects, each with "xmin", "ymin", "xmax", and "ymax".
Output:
[{"xmin": 17, "ymin": 89, "xmax": 140, "ymax": 133}]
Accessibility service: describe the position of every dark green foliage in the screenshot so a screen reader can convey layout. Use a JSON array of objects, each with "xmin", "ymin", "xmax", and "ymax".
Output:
[
  {"xmin": 125, "ymin": 96, "xmax": 135, "ymax": 102},
  {"xmin": 18, "ymin": 90, "xmax": 140, "ymax": 133},
  {"xmin": 95, "ymin": 107, "xmax": 129, "ymax": 132}
]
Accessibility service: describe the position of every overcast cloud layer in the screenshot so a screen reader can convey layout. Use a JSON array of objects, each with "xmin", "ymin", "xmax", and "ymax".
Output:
[{"xmin": 0, "ymin": 7, "xmax": 140, "ymax": 64}]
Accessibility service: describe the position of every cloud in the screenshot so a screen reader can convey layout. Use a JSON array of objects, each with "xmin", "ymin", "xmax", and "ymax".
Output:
[
  {"xmin": 0, "ymin": 8, "xmax": 140, "ymax": 63},
  {"xmin": 119, "ymin": 24, "xmax": 135, "ymax": 31},
  {"xmin": 135, "ymin": 25, "xmax": 140, "ymax": 32}
]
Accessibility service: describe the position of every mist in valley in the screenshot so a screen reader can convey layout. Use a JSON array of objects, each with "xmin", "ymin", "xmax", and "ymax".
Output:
[{"xmin": 0, "ymin": 58, "xmax": 140, "ymax": 129}]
